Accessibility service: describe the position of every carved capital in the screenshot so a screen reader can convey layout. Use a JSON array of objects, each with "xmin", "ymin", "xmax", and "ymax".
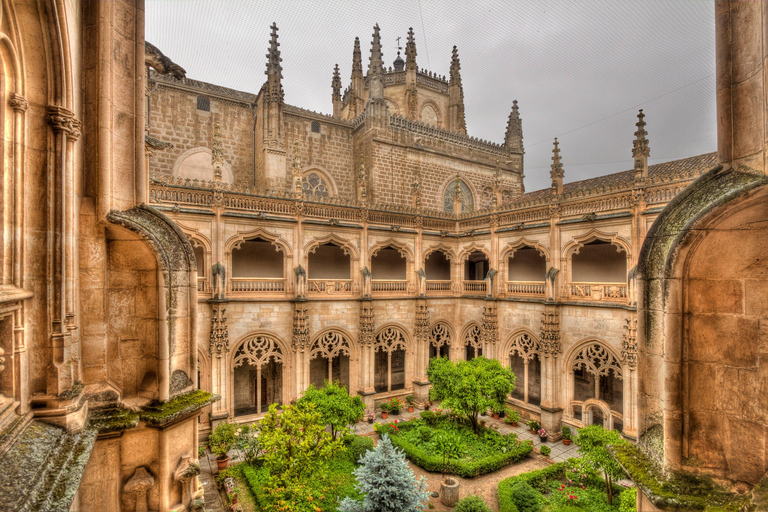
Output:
[
  {"xmin": 46, "ymin": 106, "xmax": 81, "ymax": 140},
  {"xmin": 8, "ymin": 93, "xmax": 28, "ymax": 112}
]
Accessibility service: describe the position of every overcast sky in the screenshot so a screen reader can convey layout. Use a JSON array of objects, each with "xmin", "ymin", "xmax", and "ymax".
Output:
[{"xmin": 146, "ymin": 0, "xmax": 716, "ymax": 192}]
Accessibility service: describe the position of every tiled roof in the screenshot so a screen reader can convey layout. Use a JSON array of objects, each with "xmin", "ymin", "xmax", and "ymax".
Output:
[
  {"xmin": 516, "ymin": 152, "xmax": 718, "ymax": 203},
  {"xmin": 150, "ymin": 70, "xmax": 257, "ymax": 103}
]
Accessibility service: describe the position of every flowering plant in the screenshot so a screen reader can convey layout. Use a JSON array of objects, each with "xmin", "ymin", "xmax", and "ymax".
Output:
[
  {"xmin": 538, "ymin": 428, "xmax": 549, "ymax": 438},
  {"xmin": 366, "ymin": 412, "xmax": 375, "ymax": 421},
  {"xmin": 388, "ymin": 397, "xmax": 405, "ymax": 411}
]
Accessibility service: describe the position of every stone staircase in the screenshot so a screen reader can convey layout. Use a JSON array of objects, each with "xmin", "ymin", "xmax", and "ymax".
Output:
[{"xmin": 0, "ymin": 406, "xmax": 97, "ymax": 512}]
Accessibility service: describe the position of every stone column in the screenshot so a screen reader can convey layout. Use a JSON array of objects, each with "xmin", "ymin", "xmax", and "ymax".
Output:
[
  {"xmin": 412, "ymin": 300, "xmax": 430, "ymax": 404},
  {"xmin": 292, "ymin": 301, "xmax": 310, "ymax": 396},
  {"xmin": 539, "ymin": 308, "xmax": 563, "ymax": 440},
  {"xmin": 358, "ymin": 301, "xmax": 376, "ymax": 412},
  {"xmin": 621, "ymin": 317, "xmax": 639, "ymax": 439},
  {"xmin": 209, "ymin": 307, "xmax": 230, "ymax": 426},
  {"xmin": 481, "ymin": 301, "xmax": 498, "ymax": 359}
]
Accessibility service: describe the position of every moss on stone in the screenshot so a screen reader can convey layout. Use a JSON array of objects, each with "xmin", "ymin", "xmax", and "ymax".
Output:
[
  {"xmin": 90, "ymin": 406, "xmax": 139, "ymax": 433},
  {"xmin": 610, "ymin": 443, "xmax": 751, "ymax": 511},
  {"xmin": 140, "ymin": 390, "xmax": 220, "ymax": 426},
  {"xmin": 58, "ymin": 381, "xmax": 84, "ymax": 400}
]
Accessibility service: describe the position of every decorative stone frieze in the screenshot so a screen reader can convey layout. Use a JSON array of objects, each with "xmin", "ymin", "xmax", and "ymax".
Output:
[
  {"xmin": 539, "ymin": 311, "xmax": 561, "ymax": 356},
  {"xmin": 209, "ymin": 308, "xmax": 229, "ymax": 356},
  {"xmin": 359, "ymin": 302, "xmax": 374, "ymax": 346},
  {"xmin": 481, "ymin": 303, "xmax": 498, "ymax": 346},
  {"xmin": 8, "ymin": 93, "xmax": 27, "ymax": 112},
  {"xmin": 621, "ymin": 317, "xmax": 637, "ymax": 368}
]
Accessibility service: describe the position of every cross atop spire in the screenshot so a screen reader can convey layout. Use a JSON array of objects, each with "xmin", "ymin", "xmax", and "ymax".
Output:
[
  {"xmin": 405, "ymin": 27, "xmax": 417, "ymax": 69},
  {"xmin": 368, "ymin": 24, "xmax": 384, "ymax": 77},
  {"xmin": 351, "ymin": 37, "xmax": 363, "ymax": 80}
]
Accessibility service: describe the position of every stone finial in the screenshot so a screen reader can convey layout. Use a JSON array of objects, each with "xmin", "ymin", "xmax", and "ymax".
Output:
[
  {"xmin": 505, "ymin": 100, "xmax": 523, "ymax": 151},
  {"xmin": 367, "ymin": 24, "xmax": 384, "ymax": 77},
  {"xmin": 351, "ymin": 37, "xmax": 363, "ymax": 80},
  {"xmin": 633, "ymin": 109, "xmax": 650, "ymax": 180},
  {"xmin": 264, "ymin": 23, "xmax": 284, "ymax": 102},
  {"xmin": 405, "ymin": 27, "xmax": 417, "ymax": 69},
  {"xmin": 550, "ymin": 138, "xmax": 564, "ymax": 194},
  {"xmin": 332, "ymin": 64, "xmax": 342, "ymax": 99},
  {"xmin": 449, "ymin": 46, "xmax": 462, "ymax": 86},
  {"xmin": 123, "ymin": 466, "xmax": 155, "ymax": 512}
]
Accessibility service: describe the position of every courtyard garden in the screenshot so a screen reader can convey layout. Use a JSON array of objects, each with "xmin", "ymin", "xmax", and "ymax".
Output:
[{"xmin": 204, "ymin": 358, "xmax": 637, "ymax": 512}]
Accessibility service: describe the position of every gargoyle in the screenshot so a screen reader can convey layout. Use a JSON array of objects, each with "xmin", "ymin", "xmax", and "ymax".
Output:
[{"xmin": 145, "ymin": 41, "xmax": 186, "ymax": 79}]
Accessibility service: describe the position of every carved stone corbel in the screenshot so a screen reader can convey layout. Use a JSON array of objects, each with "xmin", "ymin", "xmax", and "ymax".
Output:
[
  {"xmin": 173, "ymin": 455, "xmax": 201, "ymax": 509},
  {"xmin": 46, "ymin": 106, "xmax": 81, "ymax": 141},
  {"xmin": 123, "ymin": 466, "xmax": 155, "ymax": 512},
  {"xmin": 8, "ymin": 93, "xmax": 28, "ymax": 112}
]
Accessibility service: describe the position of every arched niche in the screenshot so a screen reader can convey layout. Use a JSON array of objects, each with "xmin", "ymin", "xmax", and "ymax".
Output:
[
  {"xmin": 564, "ymin": 340, "xmax": 623, "ymax": 431},
  {"xmin": 172, "ymin": 147, "xmax": 234, "ymax": 184},
  {"xmin": 504, "ymin": 330, "xmax": 542, "ymax": 407},
  {"xmin": 308, "ymin": 329, "xmax": 353, "ymax": 390},
  {"xmin": 230, "ymin": 332, "xmax": 288, "ymax": 417},
  {"xmin": 374, "ymin": 325, "xmax": 409, "ymax": 393}
]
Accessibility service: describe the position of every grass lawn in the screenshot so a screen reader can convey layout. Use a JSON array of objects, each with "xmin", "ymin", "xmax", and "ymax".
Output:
[{"xmin": 375, "ymin": 413, "xmax": 533, "ymax": 477}]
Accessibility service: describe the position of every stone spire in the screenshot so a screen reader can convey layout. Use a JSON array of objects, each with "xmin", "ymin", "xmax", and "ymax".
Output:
[
  {"xmin": 264, "ymin": 22, "xmax": 283, "ymax": 103},
  {"xmin": 448, "ymin": 46, "xmax": 467, "ymax": 135},
  {"xmin": 405, "ymin": 27, "xmax": 417, "ymax": 69},
  {"xmin": 349, "ymin": 37, "xmax": 364, "ymax": 118},
  {"xmin": 550, "ymin": 138, "xmax": 564, "ymax": 194},
  {"xmin": 505, "ymin": 100, "xmax": 523, "ymax": 152},
  {"xmin": 332, "ymin": 64, "xmax": 342, "ymax": 117},
  {"xmin": 367, "ymin": 24, "xmax": 384, "ymax": 99},
  {"xmin": 211, "ymin": 122, "xmax": 224, "ymax": 182},
  {"xmin": 632, "ymin": 109, "xmax": 650, "ymax": 180},
  {"xmin": 405, "ymin": 28, "xmax": 418, "ymax": 119}
]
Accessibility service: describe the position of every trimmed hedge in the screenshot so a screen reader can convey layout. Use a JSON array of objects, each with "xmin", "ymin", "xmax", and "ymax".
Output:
[
  {"xmin": 386, "ymin": 420, "xmax": 533, "ymax": 478},
  {"xmin": 341, "ymin": 435, "xmax": 375, "ymax": 464},
  {"xmin": 498, "ymin": 463, "xmax": 567, "ymax": 512}
]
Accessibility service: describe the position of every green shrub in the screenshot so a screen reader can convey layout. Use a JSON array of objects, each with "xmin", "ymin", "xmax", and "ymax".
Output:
[
  {"xmin": 417, "ymin": 425, "xmax": 432, "ymax": 443},
  {"xmin": 343, "ymin": 435, "xmax": 375, "ymax": 464},
  {"xmin": 454, "ymin": 494, "xmax": 492, "ymax": 512},
  {"xmin": 539, "ymin": 445, "xmax": 551, "ymax": 457},
  {"xmin": 208, "ymin": 422, "xmax": 237, "ymax": 458},
  {"xmin": 619, "ymin": 488, "xmax": 637, "ymax": 512},
  {"xmin": 498, "ymin": 463, "xmax": 567, "ymax": 512},
  {"xmin": 510, "ymin": 481, "xmax": 542, "ymax": 512},
  {"xmin": 420, "ymin": 410, "xmax": 437, "ymax": 425},
  {"xmin": 562, "ymin": 425, "xmax": 572, "ymax": 441}
]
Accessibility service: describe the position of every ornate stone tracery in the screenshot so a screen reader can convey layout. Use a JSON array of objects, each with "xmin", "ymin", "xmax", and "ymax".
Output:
[
  {"xmin": 374, "ymin": 326, "xmax": 407, "ymax": 353},
  {"xmin": 310, "ymin": 330, "xmax": 351, "ymax": 360},
  {"xmin": 209, "ymin": 308, "xmax": 229, "ymax": 356},
  {"xmin": 572, "ymin": 343, "xmax": 622, "ymax": 379},
  {"xmin": 621, "ymin": 317, "xmax": 637, "ymax": 368},
  {"xmin": 301, "ymin": 172, "xmax": 330, "ymax": 198},
  {"xmin": 429, "ymin": 322, "xmax": 452, "ymax": 349},
  {"xmin": 508, "ymin": 332, "xmax": 539, "ymax": 361},
  {"xmin": 233, "ymin": 334, "xmax": 284, "ymax": 367},
  {"xmin": 464, "ymin": 323, "xmax": 482, "ymax": 350}
]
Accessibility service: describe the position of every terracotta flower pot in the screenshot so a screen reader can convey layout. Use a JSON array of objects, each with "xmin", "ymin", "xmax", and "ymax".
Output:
[
  {"xmin": 381, "ymin": 412, "xmax": 388, "ymax": 419},
  {"xmin": 408, "ymin": 406, "xmax": 414, "ymax": 413},
  {"xmin": 563, "ymin": 439, "xmax": 571, "ymax": 445},
  {"xmin": 216, "ymin": 454, "xmax": 230, "ymax": 471},
  {"xmin": 493, "ymin": 413, "xmax": 499, "ymax": 419}
]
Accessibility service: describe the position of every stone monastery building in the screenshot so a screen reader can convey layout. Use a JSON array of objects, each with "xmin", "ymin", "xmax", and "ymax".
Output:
[
  {"xmin": 149, "ymin": 23, "xmax": 713, "ymax": 441},
  {"xmin": 1, "ymin": 1, "xmax": 767, "ymax": 510}
]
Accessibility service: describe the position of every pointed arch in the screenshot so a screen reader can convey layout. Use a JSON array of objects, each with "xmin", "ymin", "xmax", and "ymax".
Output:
[
  {"xmin": 225, "ymin": 227, "xmax": 292, "ymax": 257},
  {"xmin": 373, "ymin": 323, "xmax": 410, "ymax": 393},
  {"xmin": 302, "ymin": 166, "xmax": 338, "ymax": 198},
  {"xmin": 423, "ymin": 243, "xmax": 456, "ymax": 262},
  {"xmin": 501, "ymin": 328, "xmax": 541, "ymax": 361},
  {"xmin": 230, "ymin": 330, "xmax": 289, "ymax": 416},
  {"xmin": 561, "ymin": 229, "xmax": 630, "ymax": 259},
  {"xmin": 368, "ymin": 238, "xmax": 413, "ymax": 263},
  {"xmin": 303, "ymin": 233, "xmax": 359, "ymax": 262},
  {"xmin": 565, "ymin": 339, "xmax": 623, "ymax": 379},
  {"xmin": 309, "ymin": 328, "xmax": 355, "ymax": 360},
  {"xmin": 175, "ymin": 222, "xmax": 212, "ymax": 254},
  {"xmin": 500, "ymin": 237, "xmax": 550, "ymax": 261},
  {"xmin": 458, "ymin": 243, "xmax": 490, "ymax": 262},
  {"xmin": 418, "ymin": 98, "xmax": 442, "ymax": 128}
]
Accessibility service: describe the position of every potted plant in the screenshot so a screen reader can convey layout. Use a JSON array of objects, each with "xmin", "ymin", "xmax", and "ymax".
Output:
[
  {"xmin": 367, "ymin": 412, "xmax": 375, "ymax": 424},
  {"xmin": 492, "ymin": 404, "xmax": 505, "ymax": 420},
  {"xmin": 538, "ymin": 428, "xmax": 549, "ymax": 443},
  {"xmin": 504, "ymin": 409, "xmax": 520, "ymax": 427},
  {"xmin": 209, "ymin": 422, "xmax": 237, "ymax": 471},
  {"xmin": 562, "ymin": 425, "xmax": 572, "ymax": 445},
  {"xmin": 424, "ymin": 401, "xmax": 432, "ymax": 411},
  {"xmin": 527, "ymin": 419, "xmax": 540, "ymax": 435},
  {"xmin": 405, "ymin": 395, "xmax": 414, "ymax": 413},
  {"xmin": 539, "ymin": 445, "xmax": 551, "ymax": 459},
  {"xmin": 379, "ymin": 401, "xmax": 391, "ymax": 419},
  {"xmin": 388, "ymin": 397, "xmax": 403, "ymax": 416}
]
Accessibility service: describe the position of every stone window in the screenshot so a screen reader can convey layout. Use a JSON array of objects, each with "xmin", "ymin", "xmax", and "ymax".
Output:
[
  {"xmin": 196, "ymin": 96, "xmax": 210, "ymax": 111},
  {"xmin": 507, "ymin": 247, "xmax": 546, "ymax": 282},
  {"xmin": 307, "ymin": 243, "xmax": 350, "ymax": 280},
  {"xmin": 374, "ymin": 326, "xmax": 407, "ymax": 393},
  {"xmin": 428, "ymin": 322, "xmax": 451, "ymax": 360},
  {"xmin": 570, "ymin": 343, "xmax": 623, "ymax": 430},
  {"xmin": 571, "ymin": 240, "xmax": 626, "ymax": 283},
  {"xmin": 425, "ymin": 250, "xmax": 451, "ymax": 281},
  {"xmin": 301, "ymin": 172, "xmax": 330, "ymax": 198},
  {"xmin": 309, "ymin": 331, "xmax": 351, "ymax": 390},
  {"xmin": 443, "ymin": 179, "xmax": 474, "ymax": 214},
  {"xmin": 508, "ymin": 333, "xmax": 541, "ymax": 406},
  {"xmin": 371, "ymin": 247, "xmax": 406, "ymax": 280},
  {"xmin": 311, "ymin": 121, "xmax": 321, "ymax": 133},
  {"xmin": 464, "ymin": 251, "xmax": 489, "ymax": 281},
  {"xmin": 233, "ymin": 334, "xmax": 284, "ymax": 416},
  {"xmin": 464, "ymin": 324, "xmax": 483, "ymax": 360},
  {"xmin": 231, "ymin": 238, "xmax": 284, "ymax": 278},
  {"xmin": 420, "ymin": 104, "xmax": 439, "ymax": 126}
]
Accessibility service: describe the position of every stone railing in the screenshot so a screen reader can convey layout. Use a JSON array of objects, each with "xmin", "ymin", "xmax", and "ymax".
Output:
[
  {"xmin": 506, "ymin": 281, "xmax": 545, "ymax": 296},
  {"xmin": 416, "ymin": 71, "xmax": 449, "ymax": 92},
  {"xmin": 230, "ymin": 278, "xmax": 286, "ymax": 293},
  {"xmin": 307, "ymin": 279, "xmax": 354, "ymax": 296},
  {"xmin": 426, "ymin": 280, "xmax": 452, "ymax": 295},
  {"xmin": 197, "ymin": 277, "xmax": 208, "ymax": 293},
  {"xmin": 568, "ymin": 282, "xmax": 627, "ymax": 302},
  {"xmin": 462, "ymin": 280, "xmax": 486, "ymax": 295},
  {"xmin": 371, "ymin": 280, "xmax": 409, "ymax": 294},
  {"xmin": 389, "ymin": 115, "xmax": 508, "ymax": 157},
  {"xmin": 559, "ymin": 194, "xmax": 631, "ymax": 217}
]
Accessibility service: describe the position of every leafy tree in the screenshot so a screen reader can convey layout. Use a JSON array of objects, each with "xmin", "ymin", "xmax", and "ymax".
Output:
[
  {"xmin": 575, "ymin": 424, "xmax": 627, "ymax": 505},
  {"xmin": 208, "ymin": 422, "xmax": 237, "ymax": 460},
  {"xmin": 257, "ymin": 403, "xmax": 342, "ymax": 483},
  {"xmin": 296, "ymin": 380, "xmax": 366, "ymax": 440},
  {"xmin": 338, "ymin": 434, "xmax": 430, "ymax": 512},
  {"xmin": 426, "ymin": 356, "xmax": 516, "ymax": 433},
  {"xmin": 454, "ymin": 495, "xmax": 492, "ymax": 512}
]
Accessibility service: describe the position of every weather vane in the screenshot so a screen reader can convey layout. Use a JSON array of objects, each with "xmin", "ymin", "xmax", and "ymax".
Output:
[{"xmin": 396, "ymin": 36, "xmax": 402, "ymax": 51}]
